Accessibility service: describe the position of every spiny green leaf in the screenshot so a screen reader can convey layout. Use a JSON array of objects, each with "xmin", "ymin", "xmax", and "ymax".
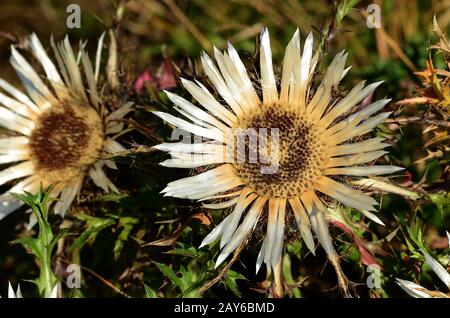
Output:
[
  {"xmin": 154, "ymin": 261, "xmax": 183, "ymax": 289},
  {"xmin": 71, "ymin": 215, "xmax": 115, "ymax": 251},
  {"xmin": 429, "ymin": 192, "xmax": 450, "ymax": 213},
  {"xmin": 224, "ymin": 270, "xmax": 247, "ymax": 297},
  {"xmin": 113, "ymin": 216, "xmax": 139, "ymax": 259},
  {"xmin": 14, "ymin": 236, "xmax": 40, "ymax": 256},
  {"xmin": 165, "ymin": 246, "xmax": 199, "ymax": 258},
  {"xmin": 13, "ymin": 185, "xmax": 59, "ymax": 298}
]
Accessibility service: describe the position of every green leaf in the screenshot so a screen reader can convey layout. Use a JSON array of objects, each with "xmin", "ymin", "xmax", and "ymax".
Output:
[
  {"xmin": 224, "ymin": 270, "xmax": 247, "ymax": 297},
  {"xmin": 71, "ymin": 215, "xmax": 115, "ymax": 251},
  {"xmin": 154, "ymin": 261, "xmax": 183, "ymax": 289},
  {"xmin": 286, "ymin": 241, "xmax": 302, "ymax": 260},
  {"xmin": 14, "ymin": 236, "xmax": 40, "ymax": 256},
  {"xmin": 49, "ymin": 229, "xmax": 73, "ymax": 250},
  {"xmin": 336, "ymin": 0, "xmax": 360, "ymax": 24},
  {"xmin": 165, "ymin": 247, "xmax": 199, "ymax": 258},
  {"xmin": 429, "ymin": 192, "xmax": 450, "ymax": 213},
  {"xmin": 97, "ymin": 192, "xmax": 129, "ymax": 202},
  {"xmin": 144, "ymin": 284, "xmax": 158, "ymax": 298},
  {"xmin": 13, "ymin": 185, "xmax": 59, "ymax": 298},
  {"xmin": 113, "ymin": 216, "xmax": 139, "ymax": 259},
  {"xmin": 282, "ymin": 254, "xmax": 301, "ymax": 298}
]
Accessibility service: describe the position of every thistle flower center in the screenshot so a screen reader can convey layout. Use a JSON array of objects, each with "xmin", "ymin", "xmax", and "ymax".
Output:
[
  {"xmin": 233, "ymin": 104, "xmax": 326, "ymax": 197},
  {"xmin": 29, "ymin": 103, "xmax": 104, "ymax": 184}
]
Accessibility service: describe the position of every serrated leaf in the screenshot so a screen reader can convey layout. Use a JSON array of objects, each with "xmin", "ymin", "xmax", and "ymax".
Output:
[
  {"xmin": 164, "ymin": 247, "xmax": 199, "ymax": 258},
  {"xmin": 97, "ymin": 192, "xmax": 129, "ymax": 202},
  {"xmin": 179, "ymin": 265, "xmax": 192, "ymax": 291},
  {"xmin": 181, "ymin": 281, "xmax": 204, "ymax": 298},
  {"xmin": 282, "ymin": 254, "xmax": 301, "ymax": 298},
  {"xmin": 224, "ymin": 270, "xmax": 247, "ymax": 297},
  {"xmin": 337, "ymin": 0, "xmax": 360, "ymax": 24},
  {"xmin": 113, "ymin": 216, "xmax": 139, "ymax": 259},
  {"xmin": 14, "ymin": 237, "xmax": 40, "ymax": 256},
  {"xmin": 71, "ymin": 215, "xmax": 115, "ymax": 251},
  {"xmin": 13, "ymin": 185, "xmax": 59, "ymax": 298}
]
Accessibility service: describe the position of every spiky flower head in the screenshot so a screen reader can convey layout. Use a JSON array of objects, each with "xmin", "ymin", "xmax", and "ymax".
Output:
[
  {"xmin": 153, "ymin": 28, "xmax": 402, "ymax": 296},
  {"xmin": 0, "ymin": 31, "xmax": 132, "ymax": 222}
]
